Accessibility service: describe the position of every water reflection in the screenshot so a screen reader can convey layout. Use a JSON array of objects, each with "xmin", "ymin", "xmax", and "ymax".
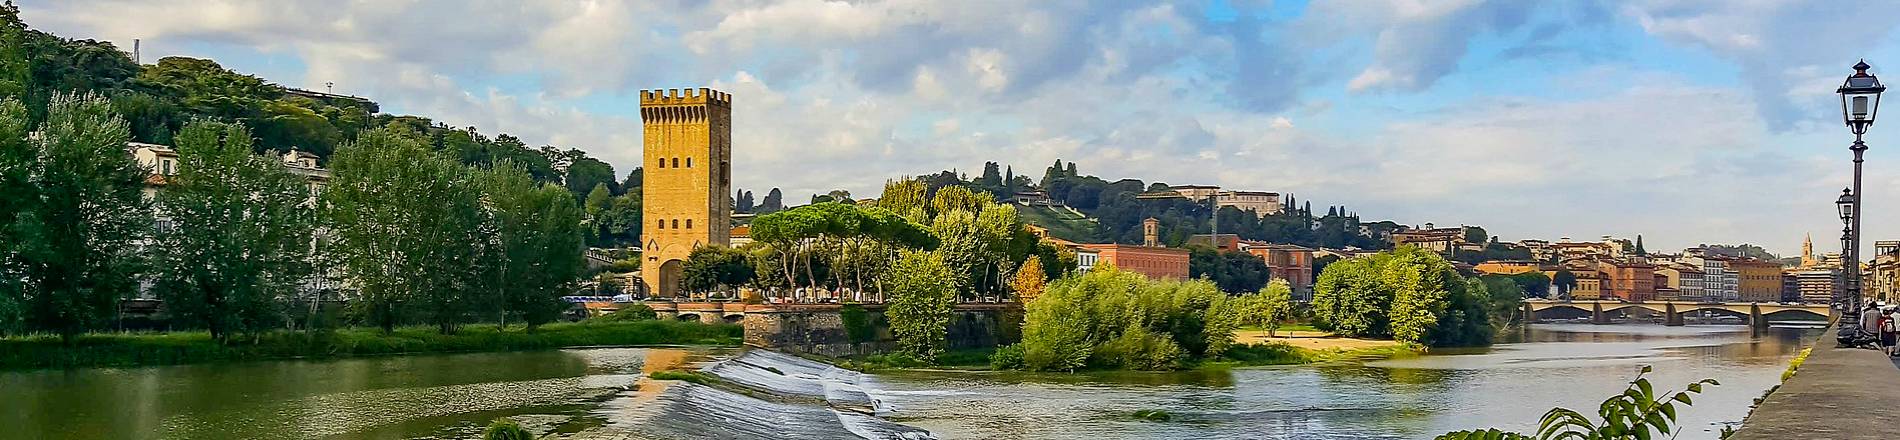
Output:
[
  {"xmin": 868, "ymin": 324, "xmax": 1819, "ymax": 440},
  {"xmin": 0, "ymin": 347, "xmax": 727, "ymax": 440}
]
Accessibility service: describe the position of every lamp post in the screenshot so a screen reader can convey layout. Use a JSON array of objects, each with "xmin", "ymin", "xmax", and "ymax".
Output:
[{"xmin": 1836, "ymin": 60, "xmax": 1885, "ymax": 346}]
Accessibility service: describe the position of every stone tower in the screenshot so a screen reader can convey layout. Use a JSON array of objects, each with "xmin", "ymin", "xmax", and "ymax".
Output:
[
  {"xmin": 1801, "ymin": 233, "xmax": 1816, "ymax": 268},
  {"xmin": 1143, "ymin": 217, "xmax": 1160, "ymax": 247},
  {"xmin": 640, "ymin": 87, "xmax": 732, "ymax": 297}
]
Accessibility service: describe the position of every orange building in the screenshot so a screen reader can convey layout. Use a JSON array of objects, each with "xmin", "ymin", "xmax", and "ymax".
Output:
[
  {"xmin": 1244, "ymin": 243, "xmax": 1315, "ymax": 298},
  {"xmin": 1597, "ymin": 260, "xmax": 1656, "ymax": 302},
  {"xmin": 1081, "ymin": 244, "xmax": 1190, "ymax": 280},
  {"xmin": 1473, "ymin": 260, "xmax": 1541, "ymax": 275},
  {"xmin": 1728, "ymin": 258, "xmax": 1785, "ymax": 303}
]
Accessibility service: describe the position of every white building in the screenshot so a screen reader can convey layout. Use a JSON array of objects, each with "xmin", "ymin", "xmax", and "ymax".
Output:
[{"xmin": 1215, "ymin": 190, "xmax": 1283, "ymax": 217}]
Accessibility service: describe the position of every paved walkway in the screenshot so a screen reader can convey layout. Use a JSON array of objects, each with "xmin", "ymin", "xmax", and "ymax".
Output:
[{"xmin": 1730, "ymin": 326, "xmax": 1900, "ymax": 439}]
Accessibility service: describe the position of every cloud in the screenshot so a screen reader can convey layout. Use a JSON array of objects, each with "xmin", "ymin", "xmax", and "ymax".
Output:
[{"xmin": 14, "ymin": 0, "xmax": 1898, "ymax": 256}]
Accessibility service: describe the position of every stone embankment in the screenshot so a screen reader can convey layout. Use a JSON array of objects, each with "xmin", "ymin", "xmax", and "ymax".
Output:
[{"xmin": 1729, "ymin": 325, "xmax": 1900, "ymax": 439}]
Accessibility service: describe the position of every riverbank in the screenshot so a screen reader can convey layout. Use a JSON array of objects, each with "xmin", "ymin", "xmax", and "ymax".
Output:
[{"xmin": 0, "ymin": 320, "xmax": 742, "ymax": 370}]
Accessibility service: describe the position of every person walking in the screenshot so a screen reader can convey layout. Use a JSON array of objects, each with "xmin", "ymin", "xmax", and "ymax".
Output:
[
  {"xmin": 1880, "ymin": 307, "xmax": 1897, "ymax": 356},
  {"xmin": 1888, "ymin": 307, "xmax": 1900, "ymax": 357}
]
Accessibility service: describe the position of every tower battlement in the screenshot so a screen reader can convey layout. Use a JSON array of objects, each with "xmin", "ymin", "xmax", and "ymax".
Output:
[{"xmin": 639, "ymin": 87, "xmax": 731, "ymax": 107}]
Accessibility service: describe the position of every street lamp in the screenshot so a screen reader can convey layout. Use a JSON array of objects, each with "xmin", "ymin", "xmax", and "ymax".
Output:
[{"xmin": 1836, "ymin": 60, "xmax": 1885, "ymax": 347}]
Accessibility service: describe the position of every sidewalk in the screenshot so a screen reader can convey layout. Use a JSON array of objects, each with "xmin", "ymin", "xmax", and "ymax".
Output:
[{"xmin": 1730, "ymin": 326, "xmax": 1900, "ymax": 439}]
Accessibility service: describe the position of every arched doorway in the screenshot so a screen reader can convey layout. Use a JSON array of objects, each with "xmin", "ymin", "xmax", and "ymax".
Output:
[{"xmin": 658, "ymin": 259, "xmax": 684, "ymax": 298}]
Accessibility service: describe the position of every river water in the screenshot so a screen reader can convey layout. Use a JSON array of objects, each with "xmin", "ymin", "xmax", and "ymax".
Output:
[{"xmin": 1, "ymin": 324, "xmax": 1816, "ymax": 440}]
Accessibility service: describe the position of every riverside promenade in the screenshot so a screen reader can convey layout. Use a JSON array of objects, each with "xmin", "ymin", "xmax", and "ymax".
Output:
[{"xmin": 1730, "ymin": 325, "xmax": 1900, "ymax": 439}]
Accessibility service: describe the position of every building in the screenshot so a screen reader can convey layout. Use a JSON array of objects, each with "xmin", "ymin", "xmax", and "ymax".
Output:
[
  {"xmin": 639, "ymin": 88, "xmax": 733, "ymax": 297},
  {"xmin": 1727, "ymin": 258, "xmax": 1784, "ymax": 303},
  {"xmin": 1215, "ymin": 190, "xmax": 1282, "ymax": 217},
  {"xmin": 1186, "ymin": 234, "xmax": 1242, "ymax": 252},
  {"xmin": 1473, "ymin": 260, "xmax": 1541, "ymax": 275},
  {"xmin": 728, "ymin": 225, "xmax": 752, "ymax": 247},
  {"xmin": 1676, "ymin": 254, "xmax": 1739, "ymax": 302},
  {"xmin": 1597, "ymin": 260, "xmax": 1656, "ymax": 302},
  {"xmin": 1169, "ymin": 185, "xmax": 1220, "ymax": 201},
  {"xmin": 1080, "ymin": 244, "xmax": 1189, "ymax": 280},
  {"xmin": 1552, "ymin": 237, "xmax": 1614, "ymax": 262},
  {"xmin": 1244, "ymin": 242, "xmax": 1315, "ymax": 300},
  {"xmin": 1567, "ymin": 269, "xmax": 1604, "ymax": 300},
  {"xmin": 1390, "ymin": 223, "xmax": 1464, "ymax": 256},
  {"xmin": 1011, "ymin": 190, "xmax": 1051, "ymax": 205},
  {"xmin": 1871, "ymin": 242, "xmax": 1900, "ymax": 304},
  {"xmin": 1654, "ymin": 262, "xmax": 1705, "ymax": 302},
  {"xmin": 1791, "ymin": 269, "xmax": 1840, "ymax": 304},
  {"xmin": 1519, "ymin": 239, "xmax": 1554, "ymax": 262},
  {"xmin": 1074, "ymin": 247, "xmax": 1100, "ymax": 274}
]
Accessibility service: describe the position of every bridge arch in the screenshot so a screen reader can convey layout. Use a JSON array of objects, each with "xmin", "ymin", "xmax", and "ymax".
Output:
[
  {"xmin": 722, "ymin": 313, "xmax": 745, "ymax": 324},
  {"xmin": 676, "ymin": 313, "xmax": 701, "ymax": 322},
  {"xmin": 1761, "ymin": 308, "xmax": 1829, "ymax": 321}
]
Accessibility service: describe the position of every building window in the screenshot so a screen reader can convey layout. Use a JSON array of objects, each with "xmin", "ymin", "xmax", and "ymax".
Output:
[
  {"xmin": 686, "ymin": 219, "xmax": 693, "ymax": 229},
  {"xmin": 672, "ymin": 219, "xmax": 679, "ymax": 229},
  {"xmin": 657, "ymin": 219, "xmax": 665, "ymax": 229},
  {"xmin": 686, "ymin": 157, "xmax": 692, "ymax": 168},
  {"xmin": 672, "ymin": 158, "xmax": 679, "ymax": 168},
  {"xmin": 657, "ymin": 158, "xmax": 665, "ymax": 168},
  {"xmin": 161, "ymin": 159, "xmax": 173, "ymax": 175}
]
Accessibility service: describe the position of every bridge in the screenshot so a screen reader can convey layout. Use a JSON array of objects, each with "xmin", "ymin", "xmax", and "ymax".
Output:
[{"xmin": 1522, "ymin": 299, "xmax": 1832, "ymax": 327}]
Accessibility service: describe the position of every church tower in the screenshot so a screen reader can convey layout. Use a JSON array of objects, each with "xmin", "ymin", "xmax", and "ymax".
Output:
[
  {"xmin": 640, "ymin": 88, "xmax": 732, "ymax": 297},
  {"xmin": 1801, "ymin": 233, "xmax": 1816, "ymax": 268}
]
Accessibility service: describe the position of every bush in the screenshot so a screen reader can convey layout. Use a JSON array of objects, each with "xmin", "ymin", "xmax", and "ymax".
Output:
[
  {"xmin": 590, "ymin": 304, "xmax": 656, "ymax": 322},
  {"xmin": 1015, "ymin": 266, "xmax": 1239, "ymax": 371},
  {"xmin": 1220, "ymin": 342, "xmax": 1304, "ymax": 365},
  {"xmin": 840, "ymin": 304, "xmax": 875, "ymax": 344},
  {"xmin": 989, "ymin": 344, "xmax": 1026, "ymax": 370},
  {"xmin": 482, "ymin": 418, "xmax": 536, "ymax": 440}
]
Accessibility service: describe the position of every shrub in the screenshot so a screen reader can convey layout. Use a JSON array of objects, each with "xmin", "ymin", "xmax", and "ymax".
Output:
[
  {"xmin": 1781, "ymin": 347, "xmax": 1811, "ymax": 382},
  {"xmin": 1221, "ymin": 342, "xmax": 1305, "ymax": 365},
  {"xmin": 1015, "ymin": 266, "xmax": 1239, "ymax": 371},
  {"xmin": 591, "ymin": 304, "xmax": 656, "ymax": 322},
  {"xmin": 1094, "ymin": 326, "xmax": 1183, "ymax": 370},
  {"xmin": 482, "ymin": 418, "xmax": 536, "ymax": 440},
  {"xmin": 840, "ymin": 304, "xmax": 875, "ymax": 344},
  {"xmin": 988, "ymin": 344, "xmax": 1026, "ymax": 370}
]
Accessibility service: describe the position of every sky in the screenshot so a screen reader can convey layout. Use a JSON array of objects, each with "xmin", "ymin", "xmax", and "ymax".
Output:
[{"xmin": 17, "ymin": 0, "xmax": 1900, "ymax": 257}]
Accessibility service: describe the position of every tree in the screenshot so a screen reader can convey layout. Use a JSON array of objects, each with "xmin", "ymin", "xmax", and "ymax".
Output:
[
  {"xmin": 1010, "ymin": 255, "xmax": 1047, "ymax": 302},
  {"xmin": 562, "ymin": 154, "xmax": 616, "ymax": 199},
  {"xmin": 1244, "ymin": 279, "xmax": 1294, "ymax": 337},
  {"xmin": 1312, "ymin": 247, "xmax": 1486, "ymax": 346},
  {"xmin": 482, "ymin": 162, "xmax": 586, "ymax": 329},
  {"xmin": 884, "ymin": 250, "xmax": 958, "ymax": 360},
  {"xmin": 1463, "ymin": 226, "xmax": 1488, "ymax": 244},
  {"xmin": 1, "ymin": 93, "xmax": 150, "ymax": 340},
  {"xmin": 681, "ymin": 245, "xmax": 754, "ymax": 296},
  {"xmin": 151, "ymin": 121, "xmax": 314, "ymax": 342},
  {"xmin": 1510, "ymin": 271, "xmax": 1550, "ymax": 299},
  {"xmin": 1633, "ymin": 234, "xmax": 1646, "ymax": 256},
  {"xmin": 759, "ymin": 187, "xmax": 784, "ymax": 213},
  {"xmin": 325, "ymin": 127, "xmax": 493, "ymax": 334},
  {"xmin": 1552, "ymin": 270, "xmax": 1578, "ymax": 299},
  {"xmin": 1312, "ymin": 256, "xmax": 1391, "ymax": 338},
  {"xmin": 1188, "ymin": 246, "xmax": 1270, "ymax": 293}
]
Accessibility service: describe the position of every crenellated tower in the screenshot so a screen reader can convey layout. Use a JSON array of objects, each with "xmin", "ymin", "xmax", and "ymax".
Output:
[{"xmin": 640, "ymin": 87, "xmax": 732, "ymax": 297}]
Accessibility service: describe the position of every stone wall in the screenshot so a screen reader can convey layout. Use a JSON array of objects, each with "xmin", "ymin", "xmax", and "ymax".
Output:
[{"xmin": 742, "ymin": 305, "xmax": 1021, "ymax": 358}]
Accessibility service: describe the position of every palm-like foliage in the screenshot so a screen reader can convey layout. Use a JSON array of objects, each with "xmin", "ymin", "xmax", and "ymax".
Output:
[{"xmin": 1436, "ymin": 366, "xmax": 1718, "ymax": 440}]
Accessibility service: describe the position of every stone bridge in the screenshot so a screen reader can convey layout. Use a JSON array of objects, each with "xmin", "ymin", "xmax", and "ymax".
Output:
[{"xmin": 1522, "ymin": 299, "xmax": 1833, "ymax": 327}]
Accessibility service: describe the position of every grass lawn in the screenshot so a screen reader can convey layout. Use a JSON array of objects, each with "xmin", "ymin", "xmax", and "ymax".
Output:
[
  {"xmin": 1015, "ymin": 204, "xmax": 1098, "ymax": 242},
  {"xmin": 0, "ymin": 320, "xmax": 743, "ymax": 370}
]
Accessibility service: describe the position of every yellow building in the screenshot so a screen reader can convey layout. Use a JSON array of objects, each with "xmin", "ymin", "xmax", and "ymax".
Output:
[
  {"xmin": 1728, "ymin": 258, "xmax": 1783, "ymax": 303},
  {"xmin": 640, "ymin": 88, "xmax": 733, "ymax": 297}
]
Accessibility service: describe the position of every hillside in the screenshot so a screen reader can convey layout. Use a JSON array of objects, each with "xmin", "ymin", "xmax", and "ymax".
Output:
[{"xmin": 1015, "ymin": 203, "xmax": 1098, "ymax": 243}]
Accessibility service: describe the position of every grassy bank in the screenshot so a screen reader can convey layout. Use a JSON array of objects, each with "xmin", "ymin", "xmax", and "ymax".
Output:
[
  {"xmin": 834, "ymin": 342, "xmax": 1420, "ymax": 373},
  {"xmin": 0, "ymin": 320, "xmax": 743, "ymax": 370}
]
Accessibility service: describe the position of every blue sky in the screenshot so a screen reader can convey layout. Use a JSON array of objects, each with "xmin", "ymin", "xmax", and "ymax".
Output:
[{"xmin": 19, "ymin": 0, "xmax": 1900, "ymax": 256}]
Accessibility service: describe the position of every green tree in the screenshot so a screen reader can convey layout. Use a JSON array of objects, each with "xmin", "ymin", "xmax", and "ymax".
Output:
[
  {"xmin": 1312, "ymin": 255, "xmax": 1391, "ymax": 338},
  {"xmin": 681, "ymin": 245, "xmax": 754, "ymax": 296},
  {"xmin": 883, "ymin": 250, "xmax": 957, "ymax": 360},
  {"xmin": 482, "ymin": 161, "xmax": 586, "ymax": 329},
  {"xmin": 1510, "ymin": 271, "xmax": 1551, "ymax": 299},
  {"xmin": 150, "ymin": 121, "xmax": 314, "ymax": 342},
  {"xmin": 1189, "ymin": 246, "xmax": 1271, "ymax": 293},
  {"xmin": 1244, "ymin": 279, "xmax": 1294, "ymax": 337},
  {"xmin": 325, "ymin": 127, "xmax": 492, "ymax": 333},
  {"xmin": 1, "ymin": 93, "xmax": 150, "ymax": 340}
]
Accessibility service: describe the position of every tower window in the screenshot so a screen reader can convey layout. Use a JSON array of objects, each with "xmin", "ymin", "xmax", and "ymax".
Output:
[
  {"xmin": 672, "ymin": 219, "xmax": 679, "ymax": 229},
  {"xmin": 686, "ymin": 219, "xmax": 693, "ymax": 229},
  {"xmin": 657, "ymin": 219, "xmax": 665, "ymax": 229},
  {"xmin": 686, "ymin": 157, "xmax": 692, "ymax": 168},
  {"xmin": 657, "ymin": 158, "xmax": 665, "ymax": 168},
  {"xmin": 672, "ymin": 158, "xmax": 679, "ymax": 168}
]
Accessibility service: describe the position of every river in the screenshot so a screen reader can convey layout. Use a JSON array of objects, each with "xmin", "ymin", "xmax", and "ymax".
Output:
[{"xmin": 1, "ymin": 324, "xmax": 1817, "ymax": 440}]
